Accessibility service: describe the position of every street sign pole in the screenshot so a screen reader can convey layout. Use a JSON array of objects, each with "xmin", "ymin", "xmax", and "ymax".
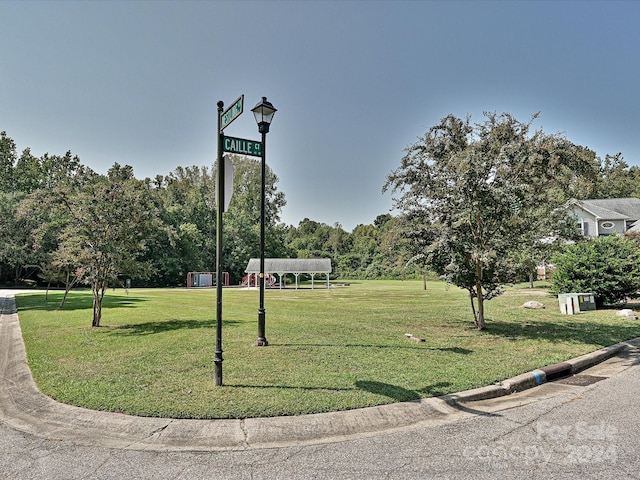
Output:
[{"xmin": 214, "ymin": 100, "xmax": 225, "ymax": 386}]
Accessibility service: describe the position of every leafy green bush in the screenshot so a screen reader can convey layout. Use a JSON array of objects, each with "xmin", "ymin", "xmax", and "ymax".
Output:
[{"xmin": 551, "ymin": 235, "xmax": 640, "ymax": 307}]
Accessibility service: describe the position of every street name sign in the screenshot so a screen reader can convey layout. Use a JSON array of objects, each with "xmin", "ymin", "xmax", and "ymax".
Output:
[
  {"xmin": 223, "ymin": 135, "xmax": 262, "ymax": 157},
  {"xmin": 220, "ymin": 95, "xmax": 244, "ymax": 132}
]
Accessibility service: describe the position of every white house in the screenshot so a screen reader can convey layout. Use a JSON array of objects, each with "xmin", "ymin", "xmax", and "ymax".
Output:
[
  {"xmin": 568, "ymin": 198, "xmax": 640, "ymax": 237},
  {"xmin": 538, "ymin": 198, "xmax": 640, "ymax": 280}
]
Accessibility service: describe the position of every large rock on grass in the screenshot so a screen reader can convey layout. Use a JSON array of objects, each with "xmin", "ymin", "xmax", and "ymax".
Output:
[
  {"xmin": 523, "ymin": 301, "xmax": 545, "ymax": 310},
  {"xmin": 617, "ymin": 309, "xmax": 638, "ymax": 319}
]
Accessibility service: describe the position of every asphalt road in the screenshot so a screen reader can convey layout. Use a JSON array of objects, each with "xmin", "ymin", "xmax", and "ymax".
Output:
[{"xmin": 2, "ymin": 354, "xmax": 639, "ymax": 479}]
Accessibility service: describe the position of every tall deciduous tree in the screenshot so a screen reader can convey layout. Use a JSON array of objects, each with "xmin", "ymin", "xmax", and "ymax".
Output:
[
  {"xmin": 385, "ymin": 112, "xmax": 596, "ymax": 330},
  {"xmin": 52, "ymin": 167, "xmax": 162, "ymax": 326}
]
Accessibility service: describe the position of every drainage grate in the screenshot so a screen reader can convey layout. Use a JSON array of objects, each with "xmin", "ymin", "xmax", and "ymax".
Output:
[{"xmin": 555, "ymin": 375, "xmax": 607, "ymax": 386}]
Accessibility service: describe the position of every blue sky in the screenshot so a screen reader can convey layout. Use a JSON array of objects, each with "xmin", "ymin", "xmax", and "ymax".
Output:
[{"xmin": 2, "ymin": 1, "xmax": 639, "ymax": 231}]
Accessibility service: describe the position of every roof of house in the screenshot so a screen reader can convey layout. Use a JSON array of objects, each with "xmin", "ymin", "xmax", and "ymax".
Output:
[
  {"xmin": 570, "ymin": 198, "xmax": 640, "ymax": 221},
  {"xmin": 245, "ymin": 258, "xmax": 332, "ymax": 274}
]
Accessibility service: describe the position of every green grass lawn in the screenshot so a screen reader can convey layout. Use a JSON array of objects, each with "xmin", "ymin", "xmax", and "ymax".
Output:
[{"xmin": 15, "ymin": 280, "xmax": 640, "ymax": 419}]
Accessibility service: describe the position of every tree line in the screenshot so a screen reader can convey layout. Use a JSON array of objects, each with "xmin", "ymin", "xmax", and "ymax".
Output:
[
  {"xmin": 2, "ymin": 112, "xmax": 639, "ymax": 328},
  {"xmin": 0, "ymin": 132, "xmax": 414, "ymax": 304}
]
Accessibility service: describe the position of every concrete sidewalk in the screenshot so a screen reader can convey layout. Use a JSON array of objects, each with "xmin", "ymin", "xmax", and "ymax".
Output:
[{"xmin": 2, "ymin": 291, "xmax": 639, "ymax": 452}]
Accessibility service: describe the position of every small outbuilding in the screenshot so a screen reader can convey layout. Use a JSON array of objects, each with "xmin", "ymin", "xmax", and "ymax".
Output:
[{"xmin": 244, "ymin": 258, "xmax": 332, "ymax": 289}]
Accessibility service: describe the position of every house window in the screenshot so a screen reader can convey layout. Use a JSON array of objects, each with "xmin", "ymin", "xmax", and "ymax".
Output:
[{"xmin": 601, "ymin": 221, "xmax": 615, "ymax": 230}]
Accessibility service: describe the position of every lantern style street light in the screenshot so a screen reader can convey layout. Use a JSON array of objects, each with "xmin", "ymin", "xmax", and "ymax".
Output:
[{"xmin": 251, "ymin": 97, "xmax": 277, "ymax": 346}]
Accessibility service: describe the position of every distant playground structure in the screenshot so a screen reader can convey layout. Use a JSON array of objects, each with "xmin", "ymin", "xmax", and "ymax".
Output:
[
  {"xmin": 240, "ymin": 273, "xmax": 277, "ymax": 288},
  {"xmin": 186, "ymin": 271, "xmax": 229, "ymax": 288},
  {"xmin": 243, "ymin": 258, "xmax": 332, "ymax": 289}
]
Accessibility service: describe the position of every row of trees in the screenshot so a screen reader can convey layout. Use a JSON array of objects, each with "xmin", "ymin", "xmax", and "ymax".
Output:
[
  {"xmin": 2, "ymin": 112, "xmax": 638, "ymax": 328},
  {"xmin": 0, "ymin": 131, "xmax": 415, "ymax": 325},
  {"xmin": 0, "ymin": 136, "xmax": 293, "ymax": 325}
]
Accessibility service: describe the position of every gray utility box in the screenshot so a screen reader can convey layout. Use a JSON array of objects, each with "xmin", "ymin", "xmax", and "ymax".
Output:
[{"xmin": 558, "ymin": 293, "xmax": 596, "ymax": 314}]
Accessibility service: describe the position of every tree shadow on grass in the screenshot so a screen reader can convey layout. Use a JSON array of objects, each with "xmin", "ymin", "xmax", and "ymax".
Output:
[
  {"xmin": 225, "ymin": 381, "xmax": 453, "ymax": 398},
  {"xmin": 355, "ymin": 380, "xmax": 453, "ymax": 402},
  {"xmin": 434, "ymin": 347, "xmax": 473, "ymax": 354},
  {"xmin": 108, "ymin": 318, "xmax": 242, "ymax": 335},
  {"xmin": 14, "ymin": 291, "xmax": 146, "ymax": 312},
  {"xmin": 224, "ymin": 383, "xmax": 355, "ymax": 392},
  {"xmin": 275, "ymin": 343, "xmax": 472, "ymax": 354},
  {"xmin": 483, "ymin": 317, "xmax": 640, "ymax": 347}
]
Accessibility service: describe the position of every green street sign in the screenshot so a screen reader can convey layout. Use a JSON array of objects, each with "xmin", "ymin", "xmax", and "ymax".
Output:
[
  {"xmin": 223, "ymin": 135, "xmax": 262, "ymax": 157},
  {"xmin": 220, "ymin": 95, "xmax": 243, "ymax": 132}
]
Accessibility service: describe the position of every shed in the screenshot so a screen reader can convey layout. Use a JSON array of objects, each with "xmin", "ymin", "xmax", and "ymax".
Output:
[{"xmin": 244, "ymin": 258, "xmax": 332, "ymax": 289}]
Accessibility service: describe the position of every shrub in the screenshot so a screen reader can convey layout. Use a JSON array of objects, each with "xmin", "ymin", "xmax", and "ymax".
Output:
[{"xmin": 551, "ymin": 235, "xmax": 640, "ymax": 307}]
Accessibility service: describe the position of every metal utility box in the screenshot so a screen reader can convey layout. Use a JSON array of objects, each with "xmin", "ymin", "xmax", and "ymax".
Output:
[{"xmin": 558, "ymin": 293, "xmax": 596, "ymax": 314}]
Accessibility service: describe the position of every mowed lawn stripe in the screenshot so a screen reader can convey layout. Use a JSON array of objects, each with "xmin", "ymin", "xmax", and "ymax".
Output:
[{"xmin": 15, "ymin": 281, "xmax": 640, "ymax": 419}]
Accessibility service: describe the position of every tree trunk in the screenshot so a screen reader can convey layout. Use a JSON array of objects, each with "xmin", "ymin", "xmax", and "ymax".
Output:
[
  {"xmin": 13, "ymin": 265, "xmax": 23, "ymax": 285},
  {"xmin": 474, "ymin": 259, "xmax": 486, "ymax": 330},
  {"xmin": 92, "ymin": 280, "xmax": 106, "ymax": 327},
  {"xmin": 469, "ymin": 290, "xmax": 477, "ymax": 324},
  {"xmin": 59, "ymin": 271, "xmax": 72, "ymax": 308},
  {"xmin": 529, "ymin": 271, "xmax": 534, "ymax": 289},
  {"xmin": 423, "ymin": 274, "xmax": 427, "ymax": 290},
  {"xmin": 475, "ymin": 288, "xmax": 486, "ymax": 330}
]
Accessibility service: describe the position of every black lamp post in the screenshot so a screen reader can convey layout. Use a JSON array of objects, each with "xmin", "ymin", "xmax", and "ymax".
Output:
[
  {"xmin": 215, "ymin": 100, "xmax": 225, "ymax": 386},
  {"xmin": 251, "ymin": 97, "xmax": 277, "ymax": 347}
]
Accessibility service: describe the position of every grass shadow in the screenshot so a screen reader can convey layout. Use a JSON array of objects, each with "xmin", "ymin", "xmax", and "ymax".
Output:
[
  {"xmin": 225, "ymin": 383, "xmax": 355, "ymax": 392},
  {"xmin": 15, "ymin": 291, "xmax": 146, "ymax": 312},
  {"xmin": 483, "ymin": 318, "xmax": 640, "ymax": 347},
  {"xmin": 356, "ymin": 380, "xmax": 420, "ymax": 402},
  {"xmin": 417, "ymin": 382, "xmax": 455, "ymax": 397},
  {"xmin": 276, "ymin": 343, "xmax": 473, "ymax": 354},
  {"xmin": 355, "ymin": 380, "xmax": 453, "ymax": 402},
  {"xmin": 108, "ymin": 318, "xmax": 242, "ymax": 335},
  {"xmin": 434, "ymin": 347, "xmax": 473, "ymax": 354}
]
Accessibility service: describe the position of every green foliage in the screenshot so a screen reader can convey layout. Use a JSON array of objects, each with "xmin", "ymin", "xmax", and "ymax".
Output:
[
  {"xmin": 0, "ymin": 191, "xmax": 41, "ymax": 284},
  {"xmin": 48, "ymin": 174, "xmax": 163, "ymax": 326},
  {"xmin": 551, "ymin": 235, "xmax": 640, "ymax": 307},
  {"xmin": 3, "ymin": 127, "xmax": 639, "ymax": 296},
  {"xmin": 220, "ymin": 156, "xmax": 288, "ymax": 283},
  {"xmin": 284, "ymin": 215, "xmax": 414, "ymax": 280},
  {"xmin": 589, "ymin": 153, "xmax": 640, "ymax": 199},
  {"xmin": 0, "ymin": 131, "xmax": 17, "ymax": 193},
  {"xmin": 145, "ymin": 165, "xmax": 215, "ymax": 285},
  {"xmin": 385, "ymin": 112, "xmax": 598, "ymax": 329}
]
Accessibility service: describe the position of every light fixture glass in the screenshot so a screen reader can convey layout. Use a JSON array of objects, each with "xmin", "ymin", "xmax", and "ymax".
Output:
[{"xmin": 252, "ymin": 97, "xmax": 277, "ymax": 131}]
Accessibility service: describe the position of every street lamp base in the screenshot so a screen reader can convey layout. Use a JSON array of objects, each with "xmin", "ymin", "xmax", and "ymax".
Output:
[
  {"xmin": 256, "ymin": 307, "xmax": 268, "ymax": 346},
  {"xmin": 213, "ymin": 354, "xmax": 223, "ymax": 386}
]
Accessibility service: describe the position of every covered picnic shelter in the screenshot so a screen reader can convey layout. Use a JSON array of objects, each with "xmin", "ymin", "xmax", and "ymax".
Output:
[{"xmin": 244, "ymin": 258, "xmax": 332, "ymax": 289}]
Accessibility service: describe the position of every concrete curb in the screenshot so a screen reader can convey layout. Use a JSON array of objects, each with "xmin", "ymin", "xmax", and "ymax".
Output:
[
  {"xmin": 2, "ymin": 291, "xmax": 639, "ymax": 451},
  {"xmin": 443, "ymin": 339, "xmax": 633, "ymax": 406}
]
